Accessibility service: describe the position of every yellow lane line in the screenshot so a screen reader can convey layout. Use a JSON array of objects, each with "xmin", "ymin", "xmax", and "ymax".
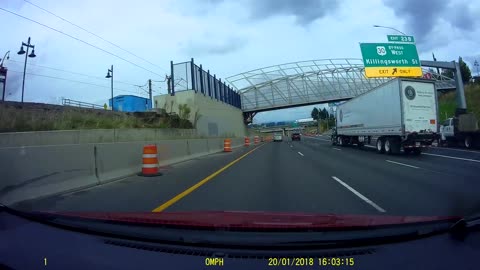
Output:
[{"xmin": 151, "ymin": 143, "xmax": 267, "ymax": 212}]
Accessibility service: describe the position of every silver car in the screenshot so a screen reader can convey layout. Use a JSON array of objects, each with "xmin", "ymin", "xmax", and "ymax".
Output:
[{"xmin": 273, "ymin": 133, "xmax": 283, "ymax": 142}]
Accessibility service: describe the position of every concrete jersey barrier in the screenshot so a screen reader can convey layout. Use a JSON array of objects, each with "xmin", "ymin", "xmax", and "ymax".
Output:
[
  {"xmin": 0, "ymin": 144, "xmax": 98, "ymax": 205},
  {"xmin": 0, "ymin": 137, "xmax": 248, "ymax": 205}
]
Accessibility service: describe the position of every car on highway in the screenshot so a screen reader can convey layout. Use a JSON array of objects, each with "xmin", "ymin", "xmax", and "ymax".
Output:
[
  {"xmin": 291, "ymin": 132, "xmax": 301, "ymax": 141},
  {"xmin": 273, "ymin": 133, "xmax": 283, "ymax": 142}
]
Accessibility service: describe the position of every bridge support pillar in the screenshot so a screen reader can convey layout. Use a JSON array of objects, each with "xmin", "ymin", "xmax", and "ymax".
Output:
[
  {"xmin": 243, "ymin": 112, "xmax": 256, "ymax": 125},
  {"xmin": 454, "ymin": 59, "xmax": 467, "ymax": 112}
]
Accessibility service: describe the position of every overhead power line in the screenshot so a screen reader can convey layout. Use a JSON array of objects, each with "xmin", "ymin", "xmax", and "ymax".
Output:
[
  {"xmin": 0, "ymin": 7, "xmax": 163, "ymax": 77},
  {"xmin": 8, "ymin": 59, "xmax": 139, "ymax": 86},
  {"xmin": 22, "ymin": 0, "xmax": 168, "ymax": 73},
  {"xmin": 8, "ymin": 69, "xmax": 146, "ymax": 95}
]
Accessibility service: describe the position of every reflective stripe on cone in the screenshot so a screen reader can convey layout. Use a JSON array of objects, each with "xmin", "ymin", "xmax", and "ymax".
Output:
[
  {"xmin": 138, "ymin": 144, "xmax": 163, "ymax": 177},
  {"xmin": 224, "ymin": 139, "xmax": 232, "ymax": 152}
]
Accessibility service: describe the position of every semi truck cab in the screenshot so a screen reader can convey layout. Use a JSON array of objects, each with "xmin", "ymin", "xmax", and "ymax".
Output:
[
  {"xmin": 440, "ymin": 118, "xmax": 454, "ymax": 141},
  {"xmin": 440, "ymin": 115, "xmax": 480, "ymax": 148}
]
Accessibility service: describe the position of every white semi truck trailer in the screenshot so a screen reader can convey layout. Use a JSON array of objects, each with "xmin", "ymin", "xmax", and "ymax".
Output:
[{"xmin": 331, "ymin": 78, "xmax": 439, "ymax": 155}]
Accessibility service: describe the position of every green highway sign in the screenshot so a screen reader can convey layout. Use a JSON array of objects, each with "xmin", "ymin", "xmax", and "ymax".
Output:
[
  {"xmin": 387, "ymin": 35, "xmax": 415, "ymax": 43},
  {"xmin": 359, "ymin": 42, "xmax": 422, "ymax": 78}
]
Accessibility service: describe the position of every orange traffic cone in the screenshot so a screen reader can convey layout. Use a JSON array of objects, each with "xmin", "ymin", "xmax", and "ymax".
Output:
[
  {"xmin": 244, "ymin": 137, "xmax": 250, "ymax": 146},
  {"xmin": 138, "ymin": 144, "xmax": 162, "ymax": 177},
  {"xmin": 224, "ymin": 139, "xmax": 232, "ymax": 152},
  {"xmin": 254, "ymin": 136, "xmax": 259, "ymax": 144}
]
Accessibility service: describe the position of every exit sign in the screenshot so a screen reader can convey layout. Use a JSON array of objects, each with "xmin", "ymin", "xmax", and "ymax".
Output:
[
  {"xmin": 359, "ymin": 42, "xmax": 422, "ymax": 78},
  {"xmin": 387, "ymin": 35, "xmax": 415, "ymax": 43}
]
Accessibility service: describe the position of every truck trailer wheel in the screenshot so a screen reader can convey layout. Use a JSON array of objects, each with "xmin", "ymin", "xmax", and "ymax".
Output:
[
  {"xmin": 338, "ymin": 137, "xmax": 344, "ymax": 146},
  {"xmin": 385, "ymin": 138, "xmax": 400, "ymax": 155},
  {"xmin": 384, "ymin": 139, "xmax": 391, "ymax": 154},
  {"xmin": 376, "ymin": 138, "xmax": 385, "ymax": 154},
  {"xmin": 464, "ymin": 136, "xmax": 472, "ymax": 149}
]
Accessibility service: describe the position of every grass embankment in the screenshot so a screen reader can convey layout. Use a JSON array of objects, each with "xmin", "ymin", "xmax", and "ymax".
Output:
[
  {"xmin": 438, "ymin": 84, "xmax": 480, "ymax": 121},
  {"xmin": 0, "ymin": 103, "xmax": 193, "ymax": 132}
]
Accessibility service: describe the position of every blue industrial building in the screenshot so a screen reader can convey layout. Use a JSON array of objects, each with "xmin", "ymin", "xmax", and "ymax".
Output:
[{"xmin": 109, "ymin": 95, "xmax": 152, "ymax": 112}]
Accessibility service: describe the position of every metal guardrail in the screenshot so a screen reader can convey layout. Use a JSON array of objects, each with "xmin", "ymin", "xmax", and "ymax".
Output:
[{"xmin": 62, "ymin": 98, "xmax": 104, "ymax": 109}]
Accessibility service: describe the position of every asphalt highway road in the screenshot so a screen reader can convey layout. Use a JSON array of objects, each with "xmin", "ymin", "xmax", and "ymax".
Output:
[{"xmin": 13, "ymin": 135, "xmax": 480, "ymax": 217}]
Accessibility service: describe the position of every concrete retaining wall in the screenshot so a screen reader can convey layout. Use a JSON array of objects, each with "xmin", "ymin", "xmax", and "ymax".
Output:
[
  {"xmin": 154, "ymin": 91, "xmax": 247, "ymax": 137},
  {"xmin": 0, "ymin": 137, "xmax": 258, "ymax": 205},
  {"xmin": 0, "ymin": 128, "xmax": 198, "ymax": 147}
]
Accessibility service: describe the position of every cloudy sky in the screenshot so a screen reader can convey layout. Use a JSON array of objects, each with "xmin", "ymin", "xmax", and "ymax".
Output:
[{"xmin": 1, "ymin": 0, "xmax": 479, "ymax": 123}]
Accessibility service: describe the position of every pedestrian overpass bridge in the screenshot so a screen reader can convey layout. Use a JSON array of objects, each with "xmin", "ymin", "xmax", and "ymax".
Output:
[{"xmin": 225, "ymin": 59, "xmax": 456, "ymax": 123}]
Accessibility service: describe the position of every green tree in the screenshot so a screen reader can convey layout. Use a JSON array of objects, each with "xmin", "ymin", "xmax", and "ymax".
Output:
[
  {"xmin": 441, "ymin": 58, "xmax": 472, "ymax": 84},
  {"xmin": 311, "ymin": 107, "xmax": 319, "ymax": 120},
  {"xmin": 459, "ymin": 57, "xmax": 472, "ymax": 84},
  {"xmin": 321, "ymin": 108, "xmax": 328, "ymax": 120},
  {"xmin": 178, "ymin": 104, "xmax": 191, "ymax": 120},
  {"xmin": 442, "ymin": 69, "xmax": 454, "ymax": 79}
]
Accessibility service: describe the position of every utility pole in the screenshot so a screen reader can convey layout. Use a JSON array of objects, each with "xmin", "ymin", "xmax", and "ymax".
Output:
[
  {"xmin": 166, "ymin": 75, "xmax": 171, "ymax": 95},
  {"xmin": 148, "ymin": 79, "xmax": 152, "ymax": 109},
  {"xmin": 433, "ymin": 53, "xmax": 440, "ymax": 77},
  {"xmin": 474, "ymin": 60, "xmax": 479, "ymax": 77}
]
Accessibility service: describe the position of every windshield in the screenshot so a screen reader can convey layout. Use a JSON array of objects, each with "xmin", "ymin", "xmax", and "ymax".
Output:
[{"xmin": 1, "ymin": 0, "xmax": 480, "ymax": 241}]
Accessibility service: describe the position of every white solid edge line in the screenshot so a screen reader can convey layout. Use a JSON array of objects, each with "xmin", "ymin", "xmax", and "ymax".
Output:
[
  {"xmin": 436, "ymin": 147, "xmax": 480, "ymax": 154},
  {"xmin": 385, "ymin": 160, "xmax": 419, "ymax": 169},
  {"xmin": 306, "ymin": 137, "xmax": 330, "ymax": 142},
  {"xmin": 331, "ymin": 176, "xmax": 386, "ymax": 213},
  {"xmin": 333, "ymin": 148, "xmax": 342, "ymax": 151},
  {"xmin": 422, "ymin": 153, "xmax": 480, "ymax": 163},
  {"xmin": 297, "ymin": 152, "xmax": 304, "ymax": 156},
  {"xmin": 346, "ymin": 145, "xmax": 480, "ymax": 163}
]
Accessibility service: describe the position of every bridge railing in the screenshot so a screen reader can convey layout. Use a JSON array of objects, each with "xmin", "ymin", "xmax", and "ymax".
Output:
[
  {"xmin": 170, "ymin": 59, "xmax": 241, "ymax": 109},
  {"xmin": 62, "ymin": 98, "xmax": 104, "ymax": 110}
]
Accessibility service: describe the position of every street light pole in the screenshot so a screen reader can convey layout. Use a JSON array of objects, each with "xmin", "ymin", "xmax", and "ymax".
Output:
[
  {"xmin": 373, "ymin": 25, "xmax": 407, "ymax": 35},
  {"xmin": 17, "ymin": 37, "xmax": 36, "ymax": 103},
  {"xmin": 105, "ymin": 65, "xmax": 114, "ymax": 111},
  {"xmin": 0, "ymin": 51, "xmax": 9, "ymax": 102},
  {"xmin": 0, "ymin": 51, "xmax": 10, "ymax": 67}
]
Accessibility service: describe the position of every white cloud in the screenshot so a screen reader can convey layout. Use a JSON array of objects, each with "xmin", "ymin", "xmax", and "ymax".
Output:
[{"xmin": 1, "ymin": 0, "xmax": 479, "ymax": 121}]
